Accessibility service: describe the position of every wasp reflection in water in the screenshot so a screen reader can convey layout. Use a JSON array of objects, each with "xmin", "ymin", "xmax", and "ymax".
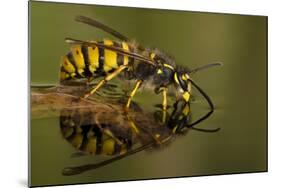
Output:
[{"xmin": 59, "ymin": 96, "xmax": 219, "ymax": 176}]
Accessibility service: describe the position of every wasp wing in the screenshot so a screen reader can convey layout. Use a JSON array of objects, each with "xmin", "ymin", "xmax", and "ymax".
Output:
[
  {"xmin": 75, "ymin": 15, "xmax": 146, "ymax": 51},
  {"xmin": 75, "ymin": 15, "xmax": 129, "ymax": 42},
  {"xmin": 62, "ymin": 142, "xmax": 154, "ymax": 176}
]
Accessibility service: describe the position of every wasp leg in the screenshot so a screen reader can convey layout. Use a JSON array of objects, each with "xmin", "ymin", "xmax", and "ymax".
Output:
[
  {"xmin": 126, "ymin": 113, "xmax": 162, "ymax": 144},
  {"xmin": 154, "ymin": 87, "xmax": 168, "ymax": 123},
  {"xmin": 125, "ymin": 80, "xmax": 143, "ymax": 111},
  {"xmin": 169, "ymin": 100, "xmax": 191, "ymax": 133},
  {"xmin": 161, "ymin": 87, "xmax": 168, "ymax": 110},
  {"xmin": 83, "ymin": 65, "xmax": 127, "ymax": 98},
  {"xmin": 99, "ymin": 127, "xmax": 124, "ymax": 146},
  {"xmin": 161, "ymin": 87, "xmax": 168, "ymax": 123},
  {"xmin": 126, "ymin": 114, "xmax": 140, "ymax": 135},
  {"xmin": 94, "ymin": 114, "xmax": 124, "ymax": 146}
]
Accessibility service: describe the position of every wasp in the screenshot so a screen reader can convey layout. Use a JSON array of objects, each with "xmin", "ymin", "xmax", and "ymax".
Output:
[
  {"xmin": 59, "ymin": 98, "xmax": 219, "ymax": 176},
  {"xmin": 60, "ymin": 16, "xmax": 221, "ymax": 117}
]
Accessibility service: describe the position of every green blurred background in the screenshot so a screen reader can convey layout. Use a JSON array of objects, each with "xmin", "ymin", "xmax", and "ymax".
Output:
[{"xmin": 29, "ymin": 1, "xmax": 267, "ymax": 187}]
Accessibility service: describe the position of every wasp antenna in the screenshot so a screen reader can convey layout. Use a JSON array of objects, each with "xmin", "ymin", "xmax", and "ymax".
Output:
[
  {"xmin": 189, "ymin": 62, "xmax": 223, "ymax": 74},
  {"xmin": 188, "ymin": 79, "xmax": 214, "ymax": 127},
  {"xmin": 190, "ymin": 126, "xmax": 221, "ymax": 133}
]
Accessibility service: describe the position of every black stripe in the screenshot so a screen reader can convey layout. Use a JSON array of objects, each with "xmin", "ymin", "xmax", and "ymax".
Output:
[
  {"xmin": 128, "ymin": 45, "xmax": 134, "ymax": 65},
  {"xmin": 60, "ymin": 66, "xmax": 70, "ymax": 78},
  {"xmin": 81, "ymin": 45, "xmax": 93, "ymax": 77},
  {"xmin": 113, "ymin": 41, "xmax": 124, "ymax": 66},
  {"xmin": 80, "ymin": 125, "xmax": 94, "ymax": 152},
  {"xmin": 108, "ymin": 69, "xmax": 115, "ymax": 73},
  {"xmin": 96, "ymin": 135, "xmax": 103, "ymax": 155},
  {"xmin": 113, "ymin": 142, "xmax": 121, "ymax": 155},
  {"xmin": 66, "ymin": 52, "xmax": 81, "ymax": 78},
  {"xmin": 95, "ymin": 42, "xmax": 105, "ymax": 75},
  {"xmin": 113, "ymin": 41, "xmax": 120, "ymax": 47},
  {"xmin": 95, "ymin": 131, "xmax": 103, "ymax": 155},
  {"xmin": 60, "ymin": 66, "xmax": 67, "ymax": 74},
  {"xmin": 80, "ymin": 134, "xmax": 88, "ymax": 151}
]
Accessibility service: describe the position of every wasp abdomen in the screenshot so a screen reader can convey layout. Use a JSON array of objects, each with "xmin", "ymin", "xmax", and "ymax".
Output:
[
  {"xmin": 60, "ymin": 39, "xmax": 133, "ymax": 82},
  {"xmin": 61, "ymin": 124, "xmax": 130, "ymax": 156}
]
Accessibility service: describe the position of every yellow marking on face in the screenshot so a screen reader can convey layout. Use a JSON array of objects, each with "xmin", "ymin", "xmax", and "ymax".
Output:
[
  {"xmin": 157, "ymin": 69, "xmax": 163, "ymax": 74},
  {"xmin": 185, "ymin": 73, "xmax": 190, "ymax": 79},
  {"xmin": 174, "ymin": 72, "xmax": 180, "ymax": 84},
  {"xmin": 182, "ymin": 74, "xmax": 192, "ymax": 92},
  {"xmin": 102, "ymin": 138, "xmax": 115, "ymax": 155},
  {"xmin": 163, "ymin": 63, "xmax": 174, "ymax": 70},
  {"xmin": 182, "ymin": 92, "xmax": 190, "ymax": 102},
  {"xmin": 61, "ymin": 56, "xmax": 76, "ymax": 74},
  {"xmin": 150, "ymin": 53, "xmax": 156, "ymax": 59},
  {"xmin": 122, "ymin": 42, "xmax": 129, "ymax": 65},
  {"xmin": 188, "ymin": 82, "xmax": 192, "ymax": 92},
  {"xmin": 104, "ymin": 39, "xmax": 118, "ymax": 72},
  {"xmin": 182, "ymin": 74, "xmax": 189, "ymax": 81},
  {"xmin": 87, "ymin": 44, "xmax": 99, "ymax": 73},
  {"xmin": 70, "ymin": 45, "xmax": 85, "ymax": 77}
]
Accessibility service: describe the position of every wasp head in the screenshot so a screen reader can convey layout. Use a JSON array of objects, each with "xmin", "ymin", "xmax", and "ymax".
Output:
[{"xmin": 173, "ymin": 71, "xmax": 192, "ymax": 103}]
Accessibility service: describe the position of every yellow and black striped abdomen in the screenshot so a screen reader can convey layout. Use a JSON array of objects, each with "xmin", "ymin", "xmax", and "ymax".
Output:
[
  {"xmin": 60, "ymin": 39, "xmax": 132, "ymax": 82},
  {"xmin": 61, "ymin": 125, "xmax": 130, "ymax": 156}
]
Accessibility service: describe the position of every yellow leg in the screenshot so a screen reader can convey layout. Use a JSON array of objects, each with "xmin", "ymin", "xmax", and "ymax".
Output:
[
  {"xmin": 83, "ymin": 65, "xmax": 127, "ymax": 98},
  {"xmin": 126, "ymin": 114, "xmax": 161, "ymax": 145},
  {"xmin": 95, "ymin": 118, "xmax": 123, "ymax": 146},
  {"xmin": 126, "ymin": 114, "xmax": 140, "ymax": 135},
  {"xmin": 125, "ymin": 80, "xmax": 142, "ymax": 110},
  {"xmin": 161, "ymin": 87, "xmax": 168, "ymax": 123},
  {"xmin": 162, "ymin": 87, "xmax": 167, "ymax": 110},
  {"xmin": 103, "ymin": 128, "xmax": 123, "ymax": 146}
]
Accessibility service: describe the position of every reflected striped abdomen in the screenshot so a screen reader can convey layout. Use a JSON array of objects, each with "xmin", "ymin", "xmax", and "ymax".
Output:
[{"xmin": 61, "ymin": 124, "xmax": 130, "ymax": 156}]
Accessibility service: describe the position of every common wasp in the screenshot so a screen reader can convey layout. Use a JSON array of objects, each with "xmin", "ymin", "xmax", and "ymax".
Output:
[{"xmin": 60, "ymin": 15, "xmax": 221, "ymax": 122}]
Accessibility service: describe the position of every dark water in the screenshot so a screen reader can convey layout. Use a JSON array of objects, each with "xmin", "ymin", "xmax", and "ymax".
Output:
[{"xmin": 29, "ymin": 1, "xmax": 267, "ymax": 187}]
